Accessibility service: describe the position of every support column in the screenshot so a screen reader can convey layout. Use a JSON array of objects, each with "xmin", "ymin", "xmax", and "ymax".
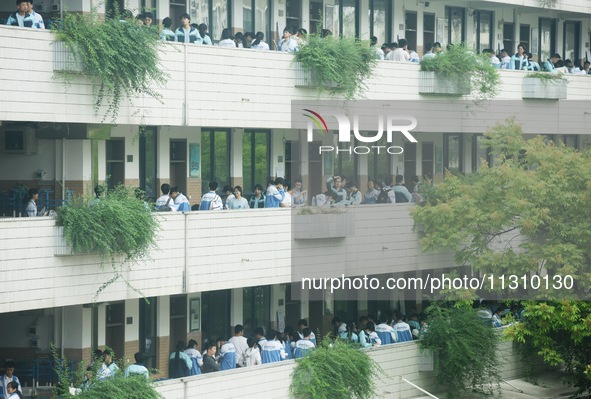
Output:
[
  {"xmin": 157, "ymin": 296, "xmax": 170, "ymax": 378},
  {"xmin": 124, "ymin": 299, "xmax": 140, "ymax": 362},
  {"xmin": 230, "ymin": 288, "xmax": 244, "ymax": 329},
  {"xmin": 62, "ymin": 305, "xmax": 92, "ymax": 364},
  {"xmin": 230, "ymin": 128, "xmax": 244, "ymax": 188}
]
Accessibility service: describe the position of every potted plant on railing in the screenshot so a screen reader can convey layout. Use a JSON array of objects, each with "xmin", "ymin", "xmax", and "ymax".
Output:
[
  {"xmin": 293, "ymin": 34, "xmax": 378, "ymax": 99},
  {"xmin": 522, "ymin": 71, "xmax": 567, "ymax": 100},
  {"xmin": 52, "ymin": 11, "xmax": 168, "ymax": 122},
  {"xmin": 55, "ymin": 185, "xmax": 158, "ymax": 299},
  {"xmin": 293, "ymin": 207, "xmax": 354, "ymax": 240},
  {"xmin": 419, "ymin": 44, "xmax": 499, "ymax": 100}
]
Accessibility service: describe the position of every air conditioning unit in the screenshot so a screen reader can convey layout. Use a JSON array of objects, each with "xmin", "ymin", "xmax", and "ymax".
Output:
[{"xmin": 0, "ymin": 126, "xmax": 38, "ymax": 155}]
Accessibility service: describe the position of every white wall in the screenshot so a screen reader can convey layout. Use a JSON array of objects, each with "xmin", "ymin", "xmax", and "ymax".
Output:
[
  {"xmin": 0, "ymin": 205, "xmax": 454, "ymax": 314},
  {"xmin": 3, "ymin": 26, "xmax": 591, "ymax": 131},
  {"xmin": 155, "ymin": 338, "xmax": 539, "ymax": 399}
]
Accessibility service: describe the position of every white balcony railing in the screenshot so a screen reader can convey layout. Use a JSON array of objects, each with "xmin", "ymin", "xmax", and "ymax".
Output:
[{"xmin": 0, "ymin": 205, "xmax": 453, "ymax": 313}]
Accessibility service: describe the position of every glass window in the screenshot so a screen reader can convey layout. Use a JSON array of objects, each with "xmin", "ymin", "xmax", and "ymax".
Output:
[
  {"xmin": 519, "ymin": 24, "xmax": 529, "ymax": 54},
  {"xmin": 140, "ymin": 298, "xmax": 157, "ymax": 370},
  {"xmin": 405, "ymin": 11, "xmax": 417, "ymax": 51},
  {"xmin": 242, "ymin": 130, "xmax": 270, "ymax": 196},
  {"xmin": 310, "ymin": 0, "xmax": 322, "ymax": 34},
  {"xmin": 444, "ymin": 7, "xmax": 465, "ymax": 46},
  {"xmin": 139, "ymin": 127, "xmax": 157, "ymax": 201},
  {"xmin": 503, "ymin": 23, "xmax": 514, "ymax": 55},
  {"xmin": 444, "ymin": 134, "xmax": 463, "ymax": 174},
  {"xmin": 243, "ymin": 286, "xmax": 271, "ymax": 334},
  {"xmin": 423, "ymin": 13, "xmax": 435, "ymax": 54},
  {"xmin": 201, "ymin": 129, "xmax": 230, "ymax": 194},
  {"xmin": 341, "ymin": 0, "xmax": 357, "ymax": 38},
  {"xmin": 210, "ymin": 0, "xmax": 229, "ymax": 42},
  {"xmin": 539, "ymin": 18, "xmax": 556, "ymax": 64},
  {"xmin": 286, "ymin": 0, "xmax": 302, "ymax": 31},
  {"xmin": 369, "ymin": 0, "xmax": 389, "ymax": 43},
  {"xmin": 471, "ymin": 135, "xmax": 491, "ymax": 172},
  {"xmin": 563, "ymin": 21, "xmax": 580, "ymax": 63},
  {"xmin": 243, "ymin": 0, "xmax": 253, "ymax": 32},
  {"xmin": 367, "ymin": 135, "xmax": 390, "ymax": 184},
  {"xmin": 475, "ymin": 11, "xmax": 493, "ymax": 54},
  {"xmin": 422, "ymin": 142, "xmax": 434, "ymax": 180},
  {"xmin": 255, "ymin": 0, "xmax": 269, "ymax": 36}
]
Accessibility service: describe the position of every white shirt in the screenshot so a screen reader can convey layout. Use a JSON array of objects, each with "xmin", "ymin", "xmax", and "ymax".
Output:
[
  {"xmin": 155, "ymin": 194, "xmax": 172, "ymax": 208},
  {"xmin": 16, "ymin": 14, "xmax": 25, "ymax": 27},
  {"xmin": 31, "ymin": 10, "xmax": 44, "ymax": 29},
  {"xmin": 281, "ymin": 191, "xmax": 292, "ymax": 207},
  {"xmin": 391, "ymin": 48, "xmax": 410, "ymax": 62},
  {"xmin": 172, "ymin": 193, "xmax": 189, "ymax": 211},
  {"xmin": 184, "ymin": 348, "xmax": 203, "ymax": 366},
  {"xmin": 228, "ymin": 335, "xmax": 249, "ymax": 366},
  {"xmin": 218, "ymin": 39, "xmax": 236, "ymax": 48},
  {"xmin": 251, "ymin": 40, "xmax": 270, "ymax": 50}
]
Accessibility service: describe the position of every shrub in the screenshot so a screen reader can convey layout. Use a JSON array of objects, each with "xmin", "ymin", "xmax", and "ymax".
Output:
[
  {"xmin": 294, "ymin": 35, "xmax": 377, "ymax": 99},
  {"xmin": 53, "ymin": 12, "xmax": 167, "ymax": 122},
  {"xmin": 419, "ymin": 305, "xmax": 502, "ymax": 398},
  {"xmin": 420, "ymin": 44, "xmax": 500, "ymax": 100},
  {"xmin": 56, "ymin": 185, "xmax": 158, "ymax": 298},
  {"xmin": 290, "ymin": 338, "xmax": 381, "ymax": 399}
]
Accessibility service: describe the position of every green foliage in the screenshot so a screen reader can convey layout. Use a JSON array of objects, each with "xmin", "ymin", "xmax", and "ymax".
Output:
[
  {"xmin": 53, "ymin": 12, "xmax": 167, "ymax": 122},
  {"xmin": 420, "ymin": 44, "xmax": 500, "ymax": 100},
  {"xmin": 506, "ymin": 301, "xmax": 591, "ymax": 395},
  {"xmin": 412, "ymin": 119, "xmax": 591, "ymax": 393},
  {"xmin": 525, "ymin": 71, "xmax": 567, "ymax": 86},
  {"xmin": 56, "ymin": 185, "xmax": 158, "ymax": 298},
  {"xmin": 294, "ymin": 35, "xmax": 377, "ymax": 99},
  {"xmin": 412, "ymin": 119, "xmax": 591, "ymax": 296},
  {"xmin": 419, "ymin": 305, "xmax": 501, "ymax": 398},
  {"xmin": 51, "ymin": 345, "xmax": 162, "ymax": 399},
  {"xmin": 290, "ymin": 338, "xmax": 381, "ymax": 399}
]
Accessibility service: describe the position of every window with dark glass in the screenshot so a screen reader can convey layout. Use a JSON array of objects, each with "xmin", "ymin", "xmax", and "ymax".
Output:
[
  {"xmin": 421, "ymin": 142, "xmax": 434, "ymax": 180},
  {"xmin": 335, "ymin": 0, "xmax": 358, "ymax": 38},
  {"xmin": 444, "ymin": 7, "xmax": 465, "ymax": 46},
  {"xmin": 106, "ymin": 138, "xmax": 125, "ymax": 190},
  {"xmin": 539, "ymin": 18, "xmax": 556, "ymax": 64},
  {"xmin": 367, "ymin": 135, "xmax": 390, "ymax": 183},
  {"xmin": 423, "ymin": 13, "xmax": 435, "ymax": 53},
  {"xmin": 140, "ymin": 297, "xmax": 157, "ymax": 370},
  {"xmin": 444, "ymin": 133, "xmax": 464, "ymax": 173},
  {"xmin": 286, "ymin": 0, "xmax": 302, "ymax": 31},
  {"xmin": 519, "ymin": 24, "xmax": 530, "ymax": 54},
  {"xmin": 368, "ymin": 0, "xmax": 389, "ymax": 43},
  {"xmin": 475, "ymin": 10, "xmax": 493, "ymax": 54},
  {"xmin": 243, "ymin": 286, "xmax": 271, "ymax": 332},
  {"xmin": 243, "ymin": 130, "xmax": 270, "ymax": 195},
  {"xmin": 471, "ymin": 135, "xmax": 491, "ymax": 172},
  {"xmin": 405, "ymin": 11, "xmax": 417, "ymax": 51},
  {"xmin": 201, "ymin": 129, "xmax": 230, "ymax": 194},
  {"xmin": 503, "ymin": 23, "xmax": 514, "ymax": 54},
  {"xmin": 309, "ymin": 0, "xmax": 322, "ymax": 34},
  {"xmin": 139, "ymin": 127, "xmax": 157, "ymax": 201},
  {"xmin": 243, "ymin": 0, "xmax": 271, "ymax": 39},
  {"xmin": 563, "ymin": 21, "xmax": 580, "ymax": 63}
]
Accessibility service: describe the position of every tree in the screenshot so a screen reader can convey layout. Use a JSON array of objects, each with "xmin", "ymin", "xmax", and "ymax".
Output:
[
  {"xmin": 412, "ymin": 119, "xmax": 591, "ymax": 394},
  {"xmin": 419, "ymin": 304, "xmax": 501, "ymax": 398}
]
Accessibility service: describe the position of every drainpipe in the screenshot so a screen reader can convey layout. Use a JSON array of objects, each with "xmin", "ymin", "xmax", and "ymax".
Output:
[
  {"xmin": 62, "ymin": 138, "xmax": 65, "ymax": 201},
  {"xmin": 183, "ymin": 44, "xmax": 188, "ymax": 126},
  {"xmin": 183, "ymin": 213, "xmax": 188, "ymax": 293}
]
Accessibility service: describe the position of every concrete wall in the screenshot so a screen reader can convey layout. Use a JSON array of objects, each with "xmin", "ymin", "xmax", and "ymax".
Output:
[
  {"xmin": 0, "ymin": 204, "xmax": 454, "ymax": 314},
  {"xmin": 155, "ymin": 337, "xmax": 532, "ymax": 399},
  {"xmin": 2, "ymin": 26, "xmax": 591, "ymax": 130}
]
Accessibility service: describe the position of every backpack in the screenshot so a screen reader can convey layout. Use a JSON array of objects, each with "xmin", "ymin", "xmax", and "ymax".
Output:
[
  {"xmin": 394, "ymin": 191, "xmax": 410, "ymax": 203},
  {"xmin": 199, "ymin": 195, "xmax": 220, "ymax": 210},
  {"xmin": 376, "ymin": 188, "xmax": 392, "ymax": 204},
  {"xmin": 158, "ymin": 197, "xmax": 173, "ymax": 212}
]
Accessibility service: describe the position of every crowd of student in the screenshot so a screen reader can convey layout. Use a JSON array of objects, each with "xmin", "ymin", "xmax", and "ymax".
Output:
[
  {"xmin": 373, "ymin": 37, "xmax": 591, "ymax": 75},
  {"xmin": 168, "ymin": 313, "xmax": 424, "ymax": 378},
  {"xmin": 154, "ymin": 174, "xmax": 423, "ymax": 213}
]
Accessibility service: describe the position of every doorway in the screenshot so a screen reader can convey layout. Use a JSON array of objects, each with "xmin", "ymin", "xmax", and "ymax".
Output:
[{"xmin": 169, "ymin": 139, "xmax": 187, "ymax": 193}]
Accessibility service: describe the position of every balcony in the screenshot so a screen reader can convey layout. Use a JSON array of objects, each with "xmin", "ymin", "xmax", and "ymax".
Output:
[
  {"xmin": 2, "ymin": 26, "xmax": 591, "ymax": 132},
  {"xmin": 0, "ymin": 205, "xmax": 453, "ymax": 313}
]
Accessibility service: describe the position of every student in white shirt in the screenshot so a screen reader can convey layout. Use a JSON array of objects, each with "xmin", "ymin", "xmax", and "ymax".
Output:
[
  {"xmin": 218, "ymin": 28, "xmax": 236, "ymax": 48},
  {"xmin": 251, "ymin": 31, "xmax": 270, "ymax": 50}
]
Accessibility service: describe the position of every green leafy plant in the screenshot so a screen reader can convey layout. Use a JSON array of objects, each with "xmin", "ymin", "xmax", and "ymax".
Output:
[
  {"xmin": 294, "ymin": 35, "xmax": 377, "ymax": 99},
  {"xmin": 419, "ymin": 304, "xmax": 502, "ymax": 398},
  {"xmin": 53, "ymin": 12, "xmax": 168, "ymax": 122},
  {"xmin": 56, "ymin": 185, "xmax": 158, "ymax": 298},
  {"xmin": 420, "ymin": 44, "xmax": 500, "ymax": 100},
  {"xmin": 525, "ymin": 71, "xmax": 567, "ymax": 84},
  {"xmin": 290, "ymin": 338, "xmax": 382, "ymax": 399},
  {"xmin": 51, "ymin": 345, "xmax": 162, "ymax": 399}
]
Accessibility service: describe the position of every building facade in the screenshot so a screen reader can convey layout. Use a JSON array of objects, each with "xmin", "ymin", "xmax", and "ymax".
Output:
[{"xmin": 0, "ymin": 0, "xmax": 589, "ymax": 392}]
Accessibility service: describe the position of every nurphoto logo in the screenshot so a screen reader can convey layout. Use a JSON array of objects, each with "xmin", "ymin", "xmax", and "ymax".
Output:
[{"xmin": 303, "ymin": 109, "xmax": 418, "ymax": 155}]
